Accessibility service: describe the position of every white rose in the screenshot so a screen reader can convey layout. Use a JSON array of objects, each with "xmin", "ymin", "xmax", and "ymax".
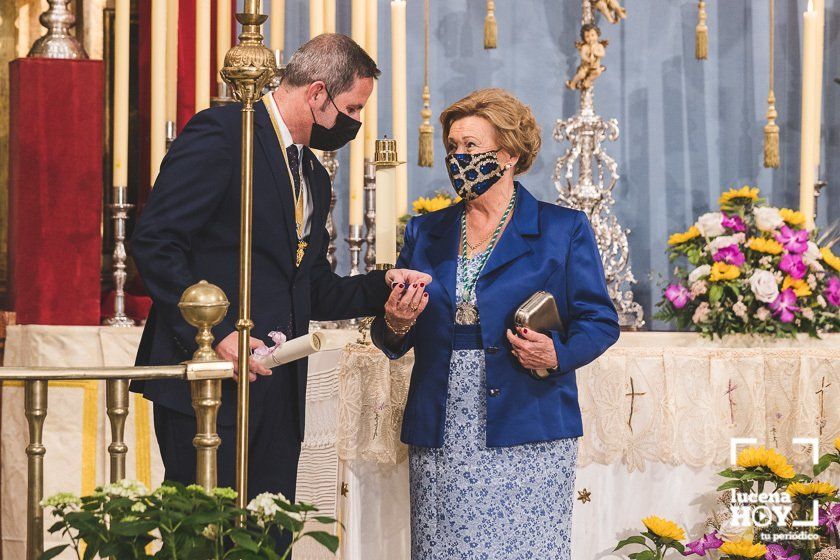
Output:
[
  {"xmin": 719, "ymin": 518, "xmax": 755, "ymax": 542},
  {"xmin": 696, "ymin": 212, "xmax": 725, "ymax": 237},
  {"xmin": 749, "ymin": 269, "xmax": 780, "ymax": 303},
  {"xmin": 753, "ymin": 207, "xmax": 784, "ymax": 232},
  {"xmin": 803, "ymin": 241, "xmax": 825, "ymax": 271},
  {"xmin": 688, "ymin": 264, "xmax": 711, "ymax": 284},
  {"xmin": 709, "ymin": 235, "xmax": 743, "ymax": 253}
]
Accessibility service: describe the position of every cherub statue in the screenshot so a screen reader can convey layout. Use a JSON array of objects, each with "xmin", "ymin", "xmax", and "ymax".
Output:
[
  {"xmin": 594, "ymin": 0, "xmax": 627, "ymax": 24},
  {"xmin": 566, "ymin": 23, "xmax": 608, "ymax": 90}
]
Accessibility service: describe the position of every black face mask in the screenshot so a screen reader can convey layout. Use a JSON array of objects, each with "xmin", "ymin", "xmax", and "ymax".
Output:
[{"xmin": 308, "ymin": 89, "xmax": 362, "ymax": 151}]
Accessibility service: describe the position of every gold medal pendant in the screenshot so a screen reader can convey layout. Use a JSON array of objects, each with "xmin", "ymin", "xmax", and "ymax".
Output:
[
  {"xmin": 295, "ymin": 240, "xmax": 307, "ymax": 267},
  {"xmin": 455, "ymin": 302, "xmax": 479, "ymax": 325}
]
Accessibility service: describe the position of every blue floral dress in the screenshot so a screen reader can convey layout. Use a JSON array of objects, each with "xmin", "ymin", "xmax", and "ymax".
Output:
[{"xmin": 408, "ymin": 252, "xmax": 579, "ymax": 560}]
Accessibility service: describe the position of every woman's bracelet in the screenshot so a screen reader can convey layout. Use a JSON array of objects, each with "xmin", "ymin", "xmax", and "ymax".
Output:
[{"xmin": 385, "ymin": 315, "xmax": 414, "ymax": 337}]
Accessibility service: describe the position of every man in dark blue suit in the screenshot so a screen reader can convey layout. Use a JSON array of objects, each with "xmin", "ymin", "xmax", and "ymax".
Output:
[{"xmin": 130, "ymin": 34, "xmax": 429, "ymax": 525}]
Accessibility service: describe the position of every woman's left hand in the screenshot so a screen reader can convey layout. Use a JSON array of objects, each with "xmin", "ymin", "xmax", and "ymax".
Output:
[{"xmin": 506, "ymin": 327, "xmax": 559, "ymax": 371}]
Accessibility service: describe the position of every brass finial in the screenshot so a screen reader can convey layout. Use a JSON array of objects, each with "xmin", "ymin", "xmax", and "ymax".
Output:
[
  {"xmin": 220, "ymin": 0, "xmax": 276, "ymax": 104},
  {"xmin": 374, "ymin": 138, "xmax": 402, "ymax": 166},
  {"xmin": 178, "ymin": 280, "xmax": 229, "ymax": 361}
]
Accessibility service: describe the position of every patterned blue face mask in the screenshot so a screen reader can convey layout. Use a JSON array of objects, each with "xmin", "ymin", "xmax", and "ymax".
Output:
[{"xmin": 445, "ymin": 150, "xmax": 505, "ymax": 201}]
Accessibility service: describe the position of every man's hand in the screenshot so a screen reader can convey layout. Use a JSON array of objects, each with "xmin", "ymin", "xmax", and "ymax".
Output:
[
  {"xmin": 215, "ymin": 331, "xmax": 272, "ymax": 382},
  {"xmin": 385, "ymin": 268, "xmax": 432, "ymax": 288}
]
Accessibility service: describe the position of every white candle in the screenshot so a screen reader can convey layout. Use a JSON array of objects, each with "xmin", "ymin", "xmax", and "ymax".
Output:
[
  {"xmin": 150, "ymin": 0, "xmax": 167, "ymax": 183},
  {"xmin": 364, "ymin": 0, "xmax": 378, "ymax": 160},
  {"xmin": 811, "ymin": 0, "xmax": 824, "ymax": 167},
  {"xmin": 165, "ymin": 0, "xmax": 179, "ymax": 124},
  {"xmin": 391, "ymin": 0, "xmax": 408, "ymax": 215},
  {"xmin": 375, "ymin": 165, "xmax": 397, "ymax": 265},
  {"xmin": 799, "ymin": 1, "xmax": 818, "ymax": 229},
  {"xmin": 216, "ymin": 0, "xmax": 231, "ymax": 84},
  {"xmin": 195, "ymin": 0, "xmax": 211, "ymax": 111},
  {"xmin": 113, "ymin": 0, "xmax": 130, "ymax": 187},
  {"xmin": 349, "ymin": 0, "xmax": 367, "ymax": 225},
  {"xmin": 270, "ymin": 0, "xmax": 285, "ymax": 52},
  {"xmin": 309, "ymin": 0, "xmax": 324, "ymax": 38},
  {"xmin": 323, "ymin": 0, "xmax": 336, "ymax": 33}
]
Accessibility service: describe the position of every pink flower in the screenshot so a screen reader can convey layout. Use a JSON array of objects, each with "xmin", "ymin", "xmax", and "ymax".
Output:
[
  {"xmin": 780, "ymin": 253, "xmax": 807, "ymax": 280},
  {"xmin": 770, "ymin": 289, "xmax": 800, "ymax": 323},
  {"xmin": 684, "ymin": 532, "xmax": 724, "ymax": 556},
  {"xmin": 825, "ymin": 276, "xmax": 840, "ymax": 307},
  {"xmin": 765, "ymin": 544, "xmax": 800, "ymax": 560},
  {"xmin": 713, "ymin": 245, "xmax": 746, "ymax": 266},
  {"xmin": 665, "ymin": 284, "xmax": 691, "ymax": 309},
  {"xmin": 721, "ymin": 213, "xmax": 746, "ymax": 233},
  {"xmin": 775, "ymin": 226, "xmax": 809, "ymax": 254}
]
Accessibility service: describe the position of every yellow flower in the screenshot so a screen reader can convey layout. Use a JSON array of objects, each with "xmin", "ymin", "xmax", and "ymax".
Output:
[
  {"xmin": 668, "ymin": 226, "xmax": 701, "ymax": 246},
  {"xmin": 835, "ymin": 437, "xmax": 840, "ymax": 453},
  {"xmin": 719, "ymin": 540, "xmax": 767, "ymax": 559},
  {"xmin": 709, "ymin": 262, "xmax": 741, "ymax": 282},
  {"xmin": 786, "ymin": 481, "xmax": 837, "ymax": 499},
  {"xmin": 718, "ymin": 185, "xmax": 760, "ymax": 207},
  {"xmin": 821, "ymin": 247, "xmax": 840, "ymax": 273},
  {"xmin": 782, "ymin": 276, "xmax": 812, "ymax": 297},
  {"xmin": 641, "ymin": 516, "xmax": 686, "ymax": 541},
  {"xmin": 412, "ymin": 195, "xmax": 455, "ymax": 214},
  {"xmin": 779, "ymin": 208, "xmax": 806, "ymax": 228},
  {"xmin": 747, "ymin": 237, "xmax": 784, "ymax": 255},
  {"xmin": 736, "ymin": 446, "xmax": 796, "ymax": 479}
]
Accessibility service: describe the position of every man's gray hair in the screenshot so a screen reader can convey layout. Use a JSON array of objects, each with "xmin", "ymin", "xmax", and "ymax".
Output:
[{"xmin": 282, "ymin": 34, "xmax": 380, "ymax": 97}]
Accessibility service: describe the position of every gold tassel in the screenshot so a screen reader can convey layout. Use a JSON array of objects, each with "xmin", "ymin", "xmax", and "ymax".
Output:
[
  {"xmin": 418, "ymin": 86, "xmax": 434, "ymax": 167},
  {"xmin": 484, "ymin": 0, "xmax": 497, "ymax": 49},
  {"xmin": 695, "ymin": 1, "xmax": 708, "ymax": 60}
]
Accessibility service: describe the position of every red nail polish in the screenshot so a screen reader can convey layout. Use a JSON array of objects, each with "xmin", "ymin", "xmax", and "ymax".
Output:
[
  {"xmin": 423, "ymin": 293, "xmax": 429, "ymax": 298},
  {"xmin": 399, "ymin": 283, "xmax": 404, "ymax": 288},
  {"xmin": 523, "ymin": 328, "xmax": 529, "ymax": 333},
  {"xmin": 420, "ymin": 282, "xmax": 426, "ymax": 288}
]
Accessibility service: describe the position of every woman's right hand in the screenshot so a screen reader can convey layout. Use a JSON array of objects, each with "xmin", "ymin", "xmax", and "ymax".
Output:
[{"xmin": 384, "ymin": 281, "xmax": 429, "ymax": 337}]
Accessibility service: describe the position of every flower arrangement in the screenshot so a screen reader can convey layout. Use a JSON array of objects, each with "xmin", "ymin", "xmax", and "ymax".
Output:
[
  {"xmin": 614, "ymin": 440, "xmax": 840, "ymax": 560},
  {"xmin": 655, "ymin": 186, "xmax": 840, "ymax": 338},
  {"xmin": 40, "ymin": 480, "xmax": 338, "ymax": 560},
  {"xmin": 397, "ymin": 191, "xmax": 460, "ymax": 252}
]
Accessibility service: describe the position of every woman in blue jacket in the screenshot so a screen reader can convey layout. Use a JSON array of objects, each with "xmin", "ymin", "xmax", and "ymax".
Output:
[{"xmin": 372, "ymin": 88, "xmax": 619, "ymax": 559}]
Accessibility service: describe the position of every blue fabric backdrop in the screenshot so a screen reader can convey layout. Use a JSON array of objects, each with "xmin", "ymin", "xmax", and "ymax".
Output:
[{"xmin": 260, "ymin": 0, "xmax": 838, "ymax": 330}]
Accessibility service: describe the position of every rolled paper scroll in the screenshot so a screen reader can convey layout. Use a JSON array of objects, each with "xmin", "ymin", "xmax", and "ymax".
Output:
[{"xmin": 253, "ymin": 331, "xmax": 325, "ymax": 368}]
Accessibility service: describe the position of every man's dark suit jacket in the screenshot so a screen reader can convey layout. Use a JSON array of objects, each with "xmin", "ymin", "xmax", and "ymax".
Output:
[{"xmin": 130, "ymin": 100, "xmax": 390, "ymax": 439}]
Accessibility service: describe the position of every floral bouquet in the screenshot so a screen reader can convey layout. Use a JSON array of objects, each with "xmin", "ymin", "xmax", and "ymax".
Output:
[
  {"xmin": 397, "ymin": 191, "xmax": 460, "ymax": 252},
  {"xmin": 40, "ymin": 480, "xmax": 338, "ymax": 560},
  {"xmin": 655, "ymin": 186, "xmax": 840, "ymax": 338}
]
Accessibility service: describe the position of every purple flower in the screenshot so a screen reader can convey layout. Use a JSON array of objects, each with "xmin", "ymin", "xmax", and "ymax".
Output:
[
  {"xmin": 770, "ymin": 289, "xmax": 800, "ymax": 323},
  {"xmin": 775, "ymin": 226, "xmax": 810, "ymax": 254},
  {"xmin": 713, "ymin": 245, "xmax": 746, "ymax": 266},
  {"xmin": 825, "ymin": 277, "xmax": 840, "ymax": 307},
  {"xmin": 722, "ymin": 213, "xmax": 746, "ymax": 233},
  {"xmin": 765, "ymin": 544, "xmax": 800, "ymax": 560},
  {"xmin": 683, "ymin": 532, "xmax": 723, "ymax": 556},
  {"xmin": 780, "ymin": 253, "xmax": 807, "ymax": 280},
  {"xmin": 665, "ymin": 284, "xmax": 691, "ymax": 309},
  {"xmin": 820, "ymin": 503, "xmax": 840, "ymax": 533}
]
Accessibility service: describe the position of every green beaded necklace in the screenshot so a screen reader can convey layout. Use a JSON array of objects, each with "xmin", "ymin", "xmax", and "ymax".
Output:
[{"xmin": 455, "ymin": 187, "xmax": 517, "ymax": 325}]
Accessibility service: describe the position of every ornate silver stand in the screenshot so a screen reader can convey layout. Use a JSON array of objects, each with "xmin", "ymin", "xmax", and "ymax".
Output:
[
  {"xmin": 363, "ymin": 159, "xmax": 377, "ymax": 272},
  {"xmin": 104, "ymin": 186, "xmax": 135, "ymax": 326},
  {"xmin": 321, "ymin": 151, "xmax": 339, "ymax": 273},
  {"xmin": 28, "ymin": 0, "xmax": 88, "ymax": 59},
  {"xmin": 553, "ymin": 0, "xmax": 644, "ymax": 329},
  {"xmin": 347, "ymin": 224, "xmax": 364, "ymax": 276},
  {"xmin": 165, "ymin": 120, "xmax": 177, "ymax": 151}
]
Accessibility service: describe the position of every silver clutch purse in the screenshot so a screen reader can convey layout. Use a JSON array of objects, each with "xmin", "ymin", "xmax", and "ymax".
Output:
[{"xmin": 514, "ymin": 291, "xmax": 564, "ymax": 379}]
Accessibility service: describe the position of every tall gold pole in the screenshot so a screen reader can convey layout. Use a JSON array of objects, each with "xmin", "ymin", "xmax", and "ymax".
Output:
[
  {"xmin": 106, "ymin": 379, "xmax": 129, "ymax": 482},
  {"xmin": 25, "ymin": 380, "xmax": 47, "ymax": 560},
  {"xmin": 220, "ymin": 0, "xmax": 276, "ymax": 510}
]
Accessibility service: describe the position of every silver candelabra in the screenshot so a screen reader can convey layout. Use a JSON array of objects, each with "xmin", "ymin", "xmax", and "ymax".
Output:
[
  {"xmin": 104, "ymin": 185, "xmax": 135, "ymax": 326},
  {"xmin": 553, "ymin": 0, "xmax": 644, "ymax": 329},
  {"xmin": 363, "ymin": 159, "xmax": 377, "ymax": 272},
  {"xmin": 321, "ymin": 150, "xmax": 339, "ymax": 273}
]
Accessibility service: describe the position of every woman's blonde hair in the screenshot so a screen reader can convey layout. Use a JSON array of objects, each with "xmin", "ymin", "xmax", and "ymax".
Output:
[{"xmin": 439, "ymin": 88, "xmax": 542, "ymax": 175}]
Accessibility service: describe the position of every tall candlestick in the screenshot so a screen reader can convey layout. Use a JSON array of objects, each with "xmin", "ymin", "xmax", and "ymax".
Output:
[
  {"xmin": 374, "ymin": 139, "xmax": 400, "ymax": 266},
  {"xmin": 150, "ymin": 0, "xmax": 167, "ymax": 183},
  {"xmin": 309, "ymin": 0, "xmax": 323, "ymax": 38},
  {"xmin": 113, "ymin": 0, "xmax": 129, "ymax": 187},
  {"xmin": 216, "ymin": 0, "xmax": 231, "ymax": 83},
  {"xmin": 195, "ymin": 0, "xmax": 211, "ymax": 111},
  {"xmin": 324, "ymin": 0, "xmax": 336, "ymax": 33},
  {"xmin": 799, "ymin": 1, "xmax": 818, "ymax": 229},
  {"xmin": 811, "ymin": 0, "xmax": 824, "ymax": 168},
  {"xmin": 270, "ymin": 0, "xmax": 285, "ymax": 51},
  {"xmin": 348, "ymin": 0, "xmax": 367, "ymax": 226},
  {"xmin": 391, "ymin": 0, "xmax": 407, "ymax": 215},
  {"xmin": 364, "ymin": 0, "xmax": 378, "ymax": 160},
  {"xmin": 165, "ymin": 0, "xmax": 179, "ymax": 123}
]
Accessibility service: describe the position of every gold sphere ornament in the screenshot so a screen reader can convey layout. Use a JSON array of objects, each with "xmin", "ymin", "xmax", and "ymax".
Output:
[{"xmin": 178, "ymin": 280, "xmax": 230, "ymax": 361}]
